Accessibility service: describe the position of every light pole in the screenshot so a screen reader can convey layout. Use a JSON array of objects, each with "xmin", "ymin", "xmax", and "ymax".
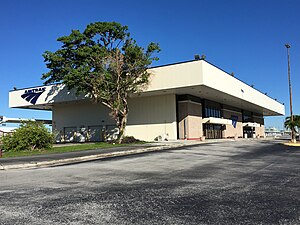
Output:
[{"xmin": 285, "ymin": 44, "xmax": 295, "ymax": 142}]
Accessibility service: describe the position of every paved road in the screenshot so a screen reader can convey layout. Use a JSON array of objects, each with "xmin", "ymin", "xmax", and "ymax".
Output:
[{"xmin": 0, "ymin": 140, "xmax": 299, "ymax": 225}]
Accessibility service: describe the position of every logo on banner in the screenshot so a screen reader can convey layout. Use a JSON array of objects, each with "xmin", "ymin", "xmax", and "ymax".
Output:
[
  {"xmin": 231, "ymin": 115, "xmax": 238, "ymax": 128},
  {"xmin": 21, "ymin": 87, "xmax": 46, "ymax": 105}
]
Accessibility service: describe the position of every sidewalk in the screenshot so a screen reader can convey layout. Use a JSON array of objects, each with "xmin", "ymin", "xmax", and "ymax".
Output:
[{"xmin": 0, "ymin": 138, "xmax": 256, "ymax": 170}]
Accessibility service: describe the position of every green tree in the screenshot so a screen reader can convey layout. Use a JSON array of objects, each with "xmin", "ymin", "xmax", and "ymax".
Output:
[
  {"xmin": 42, "ymin": 22, "xmax": 160, "ymax": 143},
  {"xmin": 1, "ymin": 121, "xmax": 54, "ymax": 152},
  {"xmin": 284, "ymin": 115, "xmax": 300, "ymax": 141}
]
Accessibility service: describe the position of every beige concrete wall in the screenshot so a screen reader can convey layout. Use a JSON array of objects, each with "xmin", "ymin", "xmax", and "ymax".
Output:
[
  {"xmin": 255, "ymin": 125, "xmax": 265, "ymax": 138},
  {"xmin": 52, "ymin": 101, "xmax": 115, "ymax": 142},
  {"xmin": 187, "ymin": 115, "xmax": 203, "ymax": 140},
  {"xmin": 126, "ymin": 94, "xmax": 177, "ymax": 141},
  {"xmin": 147, "ymin": 61, "xmax": 203, "ymax": 92},
  {"xmin": 224, "ymin": 122, "xmax": 243, "ymax": 138},
  {"xmin": 53, "ymin": 94, "xmax": 177, "ymax": 142},
  {"xmin": 222, "ymin": 108, "xmax": 243, "ymax": 138},
  {"xmin": 178, "ymin": 101, "xmax": 202, "ymax": 140},
  {"xmin": 201, "ymin": 61, "xmax": 285, "ymax": 115},
  {"xmin": 253, "ymin": 115, "xmax": 265, "ymax": 138},
  {"xmin": 53, "ymin": 102, "xmax": 114, "ymax": 130}
]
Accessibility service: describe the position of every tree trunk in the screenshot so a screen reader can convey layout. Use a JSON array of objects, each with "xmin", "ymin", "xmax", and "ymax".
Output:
[{"xmin": 117, "ymin": 112, "xmax": 128, "ymax": 144}]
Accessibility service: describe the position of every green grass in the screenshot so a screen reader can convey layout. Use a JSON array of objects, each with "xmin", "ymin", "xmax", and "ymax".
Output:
[{"xmin": 1, "ymin": 142, "xmax": 144, "ymax": 158}]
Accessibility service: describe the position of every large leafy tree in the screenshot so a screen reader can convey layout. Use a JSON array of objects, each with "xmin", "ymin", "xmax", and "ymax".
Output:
[
  {"xmin": 284, "ymin": 115, "xmax": 300, "ymax": 142},
  {"xmin": 42, "ymin": 22, "xmax": 160, "ymax": 143}
]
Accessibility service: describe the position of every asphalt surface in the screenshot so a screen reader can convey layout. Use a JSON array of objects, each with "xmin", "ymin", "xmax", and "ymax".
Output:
[{"xmin": 0, "ymin": 139, "xmax": 299, "ymax": 225}]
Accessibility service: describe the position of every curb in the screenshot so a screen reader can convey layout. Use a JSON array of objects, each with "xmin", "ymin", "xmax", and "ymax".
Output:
[
  {"xmin": 282, "ymin": 142, "xmax": 300, "ymax": 147},
  {"xmin": 0, "ymin": 142, "xmax": 203, "ymax": 170}
]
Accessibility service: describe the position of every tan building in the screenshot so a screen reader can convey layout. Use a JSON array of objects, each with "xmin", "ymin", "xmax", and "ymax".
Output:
[{"xmin": 9, "ymin": 59, "xmax": 285, "ymax": 142}]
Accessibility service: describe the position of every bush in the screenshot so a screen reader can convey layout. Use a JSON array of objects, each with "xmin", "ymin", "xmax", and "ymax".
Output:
[
  {"xmin": 1, "ymin": 121, "xmax": 54, "ymax": 152},
  {"xmin": 121, "ymin": 136, "xmax": 142, "ymax": 144}
]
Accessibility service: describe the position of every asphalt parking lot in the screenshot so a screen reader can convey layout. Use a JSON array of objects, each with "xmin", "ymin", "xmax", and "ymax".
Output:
[{"xmin": 0, "ymin": 139, "xmax": 299, "ymax": 225}]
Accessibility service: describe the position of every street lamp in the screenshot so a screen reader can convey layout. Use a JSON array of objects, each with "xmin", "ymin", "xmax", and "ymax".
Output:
[{"xmin": 285, "ymin": 44, "xmax": 295, "ymax": 142}]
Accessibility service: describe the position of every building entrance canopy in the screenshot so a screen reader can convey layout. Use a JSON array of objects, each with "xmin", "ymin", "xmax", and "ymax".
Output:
[
  {"xmin": 202, "ymin": 117, "xmax": 233, "ymax": 125},
  {"xmin": 243, "ymin": 122, "xmax": 261, "ymax": 127}
]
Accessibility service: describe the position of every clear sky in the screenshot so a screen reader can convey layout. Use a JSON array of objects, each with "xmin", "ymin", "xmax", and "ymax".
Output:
[{"xmin": 1, "ymin": 0, "xmax": 300, "ymax": 129}]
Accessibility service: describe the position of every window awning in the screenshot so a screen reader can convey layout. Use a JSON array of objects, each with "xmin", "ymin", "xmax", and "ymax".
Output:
[
  {"xmin": 202, "ymin": 117, "xmax": 233, "ymax": 125},
  {"xmin": 243, "ymin": 122, "xmax": 260, "ymax": 127}
]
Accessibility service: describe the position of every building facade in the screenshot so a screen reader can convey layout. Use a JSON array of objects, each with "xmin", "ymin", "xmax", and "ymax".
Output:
[{"xmin": 9, "ymin": 59, "xmax": 285, "ymax": 142}]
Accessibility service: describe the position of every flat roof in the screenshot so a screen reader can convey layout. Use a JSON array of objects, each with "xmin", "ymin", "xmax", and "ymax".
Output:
[{"xmin": 8, "ymin": 59, "xmax": 285, "ymax": 116}]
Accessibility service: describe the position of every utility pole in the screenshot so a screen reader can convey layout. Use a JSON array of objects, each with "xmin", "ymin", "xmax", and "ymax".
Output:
[{"xmin": 285, "ymin": 44, "xmax": 295, "ymax": 142}]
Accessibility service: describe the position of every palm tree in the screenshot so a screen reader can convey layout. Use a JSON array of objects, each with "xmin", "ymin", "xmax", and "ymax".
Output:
[{"xmin": 285, "ymin": 115, "xmax": 300, "ymax": 142}]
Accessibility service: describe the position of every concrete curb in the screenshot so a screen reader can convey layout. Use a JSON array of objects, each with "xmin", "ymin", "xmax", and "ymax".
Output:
[
  {"xmin": 282, "ymin": 142, "xmax": 300, "ymax": 147},
  {"xmin": 0, "ymin": 142, "xmax": 204, "ymax": 170}
]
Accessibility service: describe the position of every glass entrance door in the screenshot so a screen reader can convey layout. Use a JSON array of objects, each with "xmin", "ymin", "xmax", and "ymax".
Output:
[
  {"xmin": 203, "ymin": 124, "xmax": 223, "ymax": 139},
  {"xmin": 243, "ymin": 127, "xmax": 254, "ymax": 138}
]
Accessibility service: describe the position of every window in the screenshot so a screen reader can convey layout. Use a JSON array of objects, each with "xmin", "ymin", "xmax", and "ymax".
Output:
[
  {"xmin": 204, "ymin": 106, "xmax": 221, "ymax": 118},
  {"xmin": 243, "ymin": 111, "xmax": 253, "ymax": 122}
]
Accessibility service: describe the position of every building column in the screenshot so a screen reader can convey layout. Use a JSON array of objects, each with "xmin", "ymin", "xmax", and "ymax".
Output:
[{"xmin": 177, "ymin": 100, "xmax": 203, "ymax": 140}]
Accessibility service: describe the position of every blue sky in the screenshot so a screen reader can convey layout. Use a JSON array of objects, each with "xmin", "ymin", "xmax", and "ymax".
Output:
[{"xmin": 1, "ymin": 0, "xmax": 299, "ymax": 129}]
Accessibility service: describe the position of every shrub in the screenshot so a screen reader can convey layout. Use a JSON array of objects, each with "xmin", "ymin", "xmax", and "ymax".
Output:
[
  {"xmin": 1, "ymin": 121, "xmax": 54, "ymax": 152},
  {"xmin": 121, "ymin": 136, "xmax": 142, "ymax": 144}
]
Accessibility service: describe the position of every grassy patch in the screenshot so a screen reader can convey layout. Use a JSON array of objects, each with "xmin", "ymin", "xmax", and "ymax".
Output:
[{"xmin": 1, "ymin": 142, "xmax": 144, "ymax": 158}]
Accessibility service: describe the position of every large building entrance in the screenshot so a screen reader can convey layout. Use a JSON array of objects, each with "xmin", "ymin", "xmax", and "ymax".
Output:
[
  {"xmin": 243, "ymin": 126, "xmax": 255, "ymax": 138},
  {"xmin": 203, "ymin": 124, "xmax": 223, "ymax": 139}
]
